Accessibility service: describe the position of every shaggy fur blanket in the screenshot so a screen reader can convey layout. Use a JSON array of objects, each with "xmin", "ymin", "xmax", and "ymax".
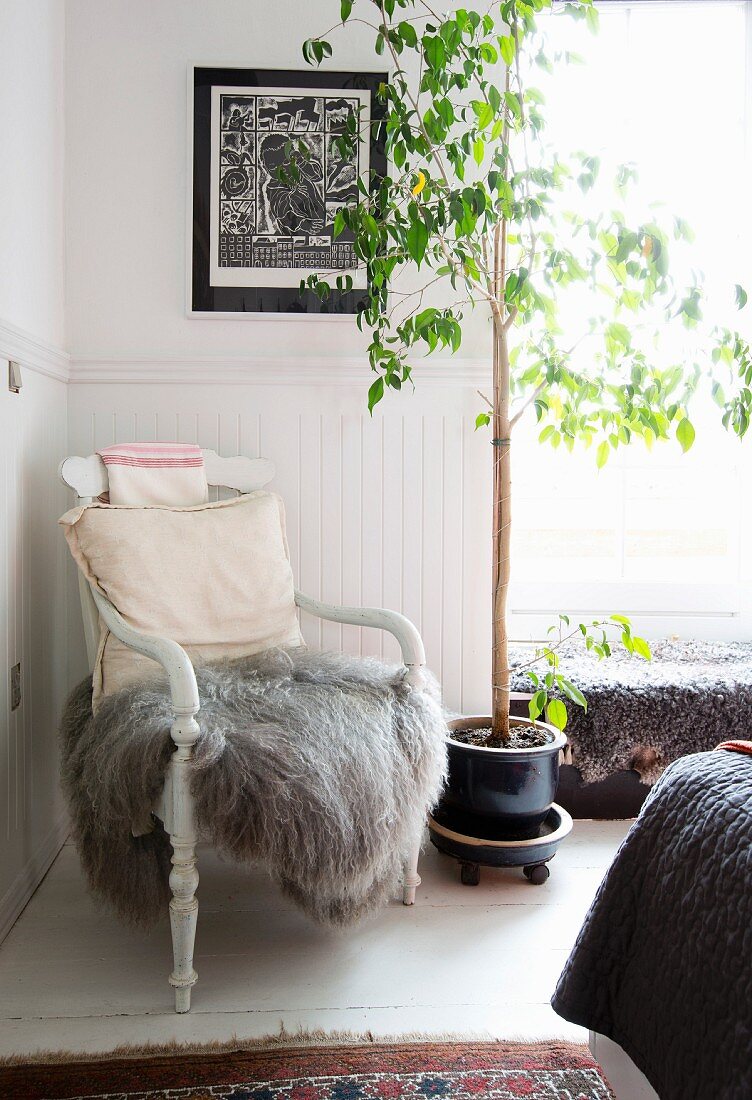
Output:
[
  {"xmin": 60, "ymin": 648, "xmax": 447, "ymax": 929},
  {"xmin": 510, "ymin": 639, "xmax": 752, "ymax": 785}
]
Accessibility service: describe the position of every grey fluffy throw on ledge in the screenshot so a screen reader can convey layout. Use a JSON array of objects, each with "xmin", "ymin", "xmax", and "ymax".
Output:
[
  {"xmin": 60, "ymin": 648, "xmax": 447, "ymax": 929},
  {"xmin": 510, "ymin": 639, "xmax": 752, "ymax": 785}
]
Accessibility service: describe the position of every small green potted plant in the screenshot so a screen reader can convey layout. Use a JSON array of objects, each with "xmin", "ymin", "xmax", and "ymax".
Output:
[{"xmin": 302, "ymin": 0, "xmax": 751, "ymax": 838}]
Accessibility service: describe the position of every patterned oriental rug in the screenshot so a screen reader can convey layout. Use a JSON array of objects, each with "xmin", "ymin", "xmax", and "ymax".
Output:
[{"xmin": 0, "ymin": 1040, "xmax": 614, "ymax": 1100}]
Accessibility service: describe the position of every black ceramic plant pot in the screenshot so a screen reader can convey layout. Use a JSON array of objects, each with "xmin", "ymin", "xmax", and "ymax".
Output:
[{"xmin": 439, "ymin": 716, "xmax": 567, "ymax": 840}]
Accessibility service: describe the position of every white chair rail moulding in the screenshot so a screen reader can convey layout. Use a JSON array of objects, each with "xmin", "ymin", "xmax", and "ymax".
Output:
[
  {"xmin": 0, "ymin": 315, "xmax": 70, "ymax": 384},
  {"xmin": 66, "ymin": 355, "xmax": 493, "ymax": 387}
]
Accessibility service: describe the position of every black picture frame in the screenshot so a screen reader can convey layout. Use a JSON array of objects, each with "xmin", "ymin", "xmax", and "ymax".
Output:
[{"xmin": 190, "ymin": 65, "xmax": 388, "ymax": 316}]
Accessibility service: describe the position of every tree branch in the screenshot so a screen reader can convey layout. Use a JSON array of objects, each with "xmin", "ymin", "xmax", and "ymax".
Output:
[{"xmin": 509, "ymin": 379, "xmax": 545, "ymax": 428}]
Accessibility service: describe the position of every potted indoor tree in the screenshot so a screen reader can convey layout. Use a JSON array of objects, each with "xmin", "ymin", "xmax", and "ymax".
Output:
[{"xmin": 301, "ymin": 0, "xmax": 751, "ymax": 839}]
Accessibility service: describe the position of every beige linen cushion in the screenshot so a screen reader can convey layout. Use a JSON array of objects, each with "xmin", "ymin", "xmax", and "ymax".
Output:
[{"xmin": 60, "ymin": 492, "xmax": 303, "ymax": 709}]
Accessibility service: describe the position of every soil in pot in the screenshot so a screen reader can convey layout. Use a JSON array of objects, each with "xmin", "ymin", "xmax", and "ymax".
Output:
[{"xmin": 450, "ymin": 725, "xmax": 550, "ymax": 750}]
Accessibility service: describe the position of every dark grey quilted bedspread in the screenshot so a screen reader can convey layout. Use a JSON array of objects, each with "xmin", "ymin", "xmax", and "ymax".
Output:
[{"xmin": 552, "ymin": 750, "xmax": 752, "ymax": 1100}]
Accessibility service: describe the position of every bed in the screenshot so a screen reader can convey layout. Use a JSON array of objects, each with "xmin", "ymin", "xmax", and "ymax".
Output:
[{"xmin": 552, "ymin": 747, "xmax": 752, "ymax": 1100}]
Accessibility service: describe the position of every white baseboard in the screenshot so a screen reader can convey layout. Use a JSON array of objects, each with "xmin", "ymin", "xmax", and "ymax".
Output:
[{"xmin": 0, "ymin": 814, "xmax": 69, "ymax": 945}]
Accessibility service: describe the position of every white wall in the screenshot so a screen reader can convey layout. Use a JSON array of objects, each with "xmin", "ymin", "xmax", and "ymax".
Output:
[
  {"xmin": 0, "ymin": 0, "xmax": 70, "ymax": 941},
  {"xmin": 64, "ymin": 0, "xmax": 486, "ymax": 362},
  {"xmin": 0, "ymin": 1, "xmax": 66, "ymax": 347},
  {"xmin": 64, "ymin": 0, "xmax": 498, "ymax": 711}
]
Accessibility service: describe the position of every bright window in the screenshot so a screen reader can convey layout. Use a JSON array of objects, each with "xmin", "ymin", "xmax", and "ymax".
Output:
[{"xmin": 509, "ymin": 0, "xmax": 752, "ymax": 641}]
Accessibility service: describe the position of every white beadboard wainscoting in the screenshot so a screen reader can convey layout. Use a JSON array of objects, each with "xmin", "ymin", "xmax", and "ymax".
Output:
[
  {"xmin": 0, "ymin": 348, "xmax": 70, "ymax": 943},
  {"xmin": 0, "ymin": 0, "xmax": 69, "ymax": 943},
  {"xmin": 66, "ymin": 369, "xmax": 496, "ymax": 715}
]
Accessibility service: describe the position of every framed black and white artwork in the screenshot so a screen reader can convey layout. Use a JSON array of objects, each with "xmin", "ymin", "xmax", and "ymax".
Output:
[{"xmin": 189, "ymin": 66, "xmax": 387, "ymax": 317}]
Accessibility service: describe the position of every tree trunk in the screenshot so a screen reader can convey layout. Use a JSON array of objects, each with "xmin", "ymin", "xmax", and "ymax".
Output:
[{"xmin": 491, "ymin": 316, "xmax": 512, "ymax": 740}]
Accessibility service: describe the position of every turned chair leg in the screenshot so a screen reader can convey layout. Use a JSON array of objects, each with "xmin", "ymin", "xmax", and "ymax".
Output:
[
  {"xmin": 402, "ymin": 834, "xmax": 422, "ymax": 906},
  {"xmin": 167, "ymin": 711, "xmax": 200, "ymax": 1013},
  {"xmin": 169, "ymin": 829, "xmax": 199, "ymax": 1012}
]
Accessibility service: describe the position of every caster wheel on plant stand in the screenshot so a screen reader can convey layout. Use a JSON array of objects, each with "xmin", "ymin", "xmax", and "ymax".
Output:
[
  {"xmin": 427, "ymin": 804, "xmax": 572, "ymax": 893},
  {"xmin": 460, "ymin": 861, "xmax": 481, "ymax": 886},
  {"xmin": 523, "ymin": 863, "xmax": 550, "ymax": 885}
]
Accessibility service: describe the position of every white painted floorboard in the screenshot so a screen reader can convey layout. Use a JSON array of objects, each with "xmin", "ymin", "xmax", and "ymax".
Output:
[{"xmin": 0, "ymin": 820, "xmax": 631, "ymax": 1057}]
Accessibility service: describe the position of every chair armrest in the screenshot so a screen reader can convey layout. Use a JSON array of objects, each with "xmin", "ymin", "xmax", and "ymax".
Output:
[
  {"xmin": 89, "ymin": 585, "xmax": 199, "ymax": 713},
  {"xmin": 294, "ymin": 590, "xmax": 426, "ymax": 688}
]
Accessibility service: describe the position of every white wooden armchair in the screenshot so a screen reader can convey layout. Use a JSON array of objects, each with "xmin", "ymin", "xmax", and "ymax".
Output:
[{"xmin": 60, "ymin": 450, "xmax": 427, "ymax": 1013}]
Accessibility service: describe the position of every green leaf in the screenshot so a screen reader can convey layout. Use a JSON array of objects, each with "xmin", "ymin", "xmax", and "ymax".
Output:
[
  {"xmin": 735, "ymin": 284, "xmax": 748, "ymax": 310},
  {"xmin": 399, "ymin": 20, "xmax": 418, "ymax": 48},
  {"xmin": 436, "ymin": 97, "xmax": 454, "ymax": 128},
  {"xmin": 423, "ymin": 35, "xmax": 446, "ymax": 71},
  {"xmin": 596, "ymin": 440, "xmax": 610, "ymax": 469},
  {"xmin": 546, "ymin": 698, "xmax": 568, "ymax": 731},
  {"xmin": 679, "ymin": 291, "xmax": 702, "ymax": 323},
  {"xmin": 674, "ymin": 217, "xmax": 695, "ymax": 242},
  {"xmin": 499, "ymin": 35, "xmax": 516, "ymax": 66},
  {"xmin": 632, "ymin": 636, "xmax": 652, "ymax": 660},
  {"xmin": 471, "ymin": 100, "xmax": 494, "ymax": 129},
  {"xmin": 528, "ymin": 689, "xmax": 547, "ymax": 721},
  {"xmin": 676, "ymin": 417, "xmax": 695, "ymax": 453},
  {"xmin": 473, "ymin": 138, "xmax": 484, "ymax": 166},
  {"xmin": 340, "ymin": 0, "xmax": 353, "ymax": 20},
  {"xmin": 606, "ymin": 322, "xmax": 631, "ymax": 348},
  {"xmin": 503, "ymin": 91, "xmax": 522, "ymax": 120},
  {"xmin": 406, "ymin": 220, "xmax": 429, "ymax": 266},
  {"xmin": 367, "ymin": 376, "xmax": 384, "ymax": 414},
  {"xmin": 475, "ymin": 412, "xmax": 491, "ymax": 429},
  {"xmin": 585, "ymin": 5, "xmax": 600, "ymax": 33},
  {"xmin": 558, "ymin": 678, "xmax": 587, "ymax": 712}
]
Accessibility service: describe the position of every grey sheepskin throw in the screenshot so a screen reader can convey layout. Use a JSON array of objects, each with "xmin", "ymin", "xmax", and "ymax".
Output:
[
  {"xmin": 511, "ymin": 639, "xmax": 752, "ymax": 785},
  {"xmin": 60, "ymin": 648, "xmax": 447, "ymax": 930}
]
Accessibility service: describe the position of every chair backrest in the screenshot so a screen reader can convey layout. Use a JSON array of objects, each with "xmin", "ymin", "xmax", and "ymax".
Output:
[{"xmin": 60, "ymin": 449, "xmax": 276, "ymax": 671}]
